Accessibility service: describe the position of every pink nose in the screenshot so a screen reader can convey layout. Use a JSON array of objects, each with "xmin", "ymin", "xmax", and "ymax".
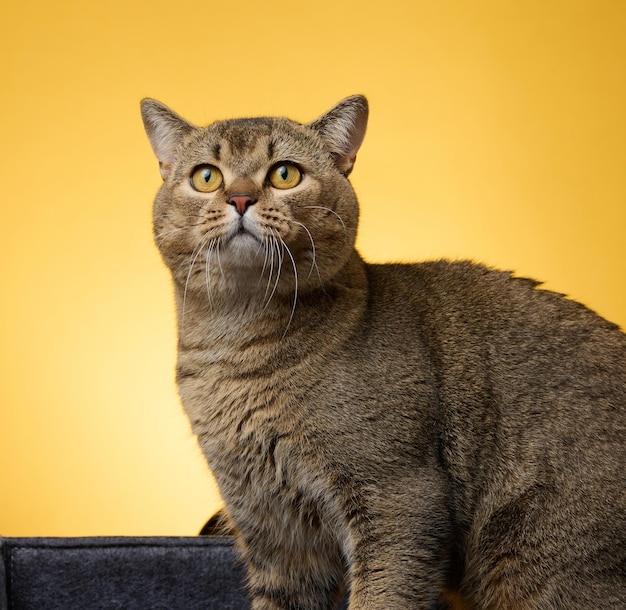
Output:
[{"xmin": 228, "ymin": 194, "xmax": 257, "ymax": 216}]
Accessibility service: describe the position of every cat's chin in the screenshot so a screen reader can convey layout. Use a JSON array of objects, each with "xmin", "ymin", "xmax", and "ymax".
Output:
[{"xmin": 220, "ymin": 231, "xmax": 266, "ymax": 268}]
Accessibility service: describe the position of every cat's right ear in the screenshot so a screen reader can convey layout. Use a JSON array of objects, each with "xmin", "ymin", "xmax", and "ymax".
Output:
[{"xmin": 140, "ymin": 99, "xmax": 194, "ymax": 180}]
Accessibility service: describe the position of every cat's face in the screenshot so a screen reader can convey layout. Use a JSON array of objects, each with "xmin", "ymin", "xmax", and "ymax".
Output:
[{"xmin": 141, "ymin": 97, "xmax": 368, "ymax": 301}]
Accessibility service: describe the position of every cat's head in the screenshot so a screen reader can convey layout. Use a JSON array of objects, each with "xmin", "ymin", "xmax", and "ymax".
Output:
[{"xmin": 141, "ymin": 96, "xmax": 368, "ymax": 302}]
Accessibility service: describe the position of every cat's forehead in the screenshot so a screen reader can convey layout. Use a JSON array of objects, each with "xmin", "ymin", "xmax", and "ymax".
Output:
[
  {"xmin": 210, "ymin": 118, "xmax": 278, "ymax": 153},
  {"xmin": 182, "ymin": 116, "xmax": 325, "ymax": 170}
]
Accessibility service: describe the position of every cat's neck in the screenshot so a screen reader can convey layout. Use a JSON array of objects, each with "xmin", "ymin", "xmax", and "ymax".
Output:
[{"xmin": 173, "ymin": 250, "xmax": 368, "ymax": 362}]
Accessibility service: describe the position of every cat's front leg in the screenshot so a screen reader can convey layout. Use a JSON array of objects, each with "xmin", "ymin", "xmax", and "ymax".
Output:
[
  {"xmin": 237, "ymin": 517, "xmax": 347, "ymax": 610},
  {"xmin": 345, "ymin": 473, "xmax": 452, "ymax": 610}
]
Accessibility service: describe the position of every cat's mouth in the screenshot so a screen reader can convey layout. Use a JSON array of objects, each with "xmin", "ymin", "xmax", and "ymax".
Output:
[
  {"xmin": 231, "ymin": 225, "xmax": 259, "ymax": 242},
  {"xmin": 222, "ymin": 223, "xmax": 263, "ymax": 253}
]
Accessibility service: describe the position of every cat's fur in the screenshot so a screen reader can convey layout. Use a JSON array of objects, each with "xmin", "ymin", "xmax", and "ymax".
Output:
[{"xmin": 141, "ymin": 95, "xmax": 626, "ymax": 610}]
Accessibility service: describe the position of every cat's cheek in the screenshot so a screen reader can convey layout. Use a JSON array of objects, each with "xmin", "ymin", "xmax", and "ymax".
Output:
[{"xmin": 297, "ymin": 177, "xmax": 323, "ymax": 208}]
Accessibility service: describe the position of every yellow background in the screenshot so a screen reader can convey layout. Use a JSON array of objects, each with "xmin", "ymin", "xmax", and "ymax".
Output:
[{"xmin": 1, "ymin": 1, "xmax": 625, "ymax": 536}]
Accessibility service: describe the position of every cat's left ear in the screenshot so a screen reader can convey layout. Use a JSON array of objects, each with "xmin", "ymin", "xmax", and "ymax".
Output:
[
  {"xmin": 140, "ymin": 99, "xmax": 194, "ymax": 180},
  {"xmin": 308, "ymin": 95, "xmax": 369, "ymax": 176}
]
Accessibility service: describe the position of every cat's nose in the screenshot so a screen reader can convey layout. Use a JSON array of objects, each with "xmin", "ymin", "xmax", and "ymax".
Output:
[{"xmin": 228, "ymin": 193, "xmax": 257, "ymax": 216}]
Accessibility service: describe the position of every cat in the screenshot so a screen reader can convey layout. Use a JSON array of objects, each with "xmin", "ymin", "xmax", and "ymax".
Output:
[{"xmin": 140, "ymin": 95, "xmax": 626, "ymax": 610}]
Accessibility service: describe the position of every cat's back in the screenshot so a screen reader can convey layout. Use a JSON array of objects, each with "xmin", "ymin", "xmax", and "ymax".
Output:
[{"xmin": 365, "ymin": 258, "xmax": 626, "ymax": 375}]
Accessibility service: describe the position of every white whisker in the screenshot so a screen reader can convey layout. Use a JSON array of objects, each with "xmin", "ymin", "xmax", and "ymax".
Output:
[
  {"xmin": 303, "ymin": 205, "xmax": 348, "ymax": 240},
  {"xmin": 278, "ymin": 235, "xmax": 298, "ymax": 338},
  {"xmin": 215, "ymin": 236, "xmax": 225, "ymax": 281},
  {"xmin": 292, "ymin": 220, "xmax": 321, "ymax": 283},
  {"xmin": 259, "ymin": 233, "xmax": 272, "ymax": 288},
  {"xmin": 179, "ymin": 232, "xmax": 212, "ymax": 338},
  {"xmin": 263, "ymin": 231, "xmax": 283, "ymax": 310},
  {"xmin": 205, "ymin": 238, "xmax": 218, "ymax": 310},
  {"xmin": 154, "ymin": 222, "xmax": 204, "ymax": 246}
]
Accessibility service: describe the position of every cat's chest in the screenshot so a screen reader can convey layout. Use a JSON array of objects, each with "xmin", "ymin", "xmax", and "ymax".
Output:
[
  {"xmin": 178, "ymin": 346, "xmax": 307, "ymax": 453},
  {"xmin": 187, "ymin": 370, "xmax": 329, "ymax": 505}
]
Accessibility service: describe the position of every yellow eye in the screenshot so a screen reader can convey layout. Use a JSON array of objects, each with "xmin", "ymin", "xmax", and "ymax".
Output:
[
  {"xmin": 190, "ymin": 165, "xmax": 223, "ymax": 192},
  {"xmin": 268, "ymin": 163, "xmax": 302, "ymax": 189}
]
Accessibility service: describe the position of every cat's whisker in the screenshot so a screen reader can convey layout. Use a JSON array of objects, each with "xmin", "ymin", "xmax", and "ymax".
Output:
[
  {"xmin": 262, "ymin": 234, "xmax": 278, "ymax": 305},
  {"xmin": 277, "ymin": 235, "xmax": 299, "ymax": 339},
  {"xmin": 263, "ymin": 233, "xmax": 279, "ymax": 306},
  {"xmin": 303, "ymin": 205, "xmax": 348, "ymax": 240},
  {"xmin": 154, "ymin": 213, "xmax": 202, "ymax": 222},
  {"xmin": 214, "ymin": 236, "xmax": 226, "ymax": 281},
  {"xmin": 263, "ymin": 232, "xmax": 284, "ymax": 310},
  {"xmin": 186, "ymin": 230, "xmax": 217, "ymax": 277},
  {"xmin": 292, "ymin": 220, "xmax": 321, "ymax": 283},
  {"xmin": 258, "ymin": 234, "xmax": 272, "ymax": 289},
  {"xmin": 205, "ymin": 238, "xmax": 218, "ymax": 310},
  {"xmin": 154, "ymin": 224, "xmax": 200, "ymax": 247},
  {"xmin": 266, "ymin": 235, "xmax": 282, "ymax": 306},
  {"xmin": 180, "ymin": 232, "xmax": 213, "ymax": 339}
]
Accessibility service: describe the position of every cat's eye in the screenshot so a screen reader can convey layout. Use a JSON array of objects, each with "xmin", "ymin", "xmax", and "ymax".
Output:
[
  {"xmin": 190, "ymin": 165, "xmax": 223, "ymax": 192},
  {"xmin": 267, "ymin": 163, "xmax": 302, "ymax": 190}
]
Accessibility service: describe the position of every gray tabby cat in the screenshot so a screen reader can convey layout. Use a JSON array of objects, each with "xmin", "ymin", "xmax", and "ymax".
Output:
[{"xmin": 141, "ymin": 95, "xmax": 625, "ymax": 610}]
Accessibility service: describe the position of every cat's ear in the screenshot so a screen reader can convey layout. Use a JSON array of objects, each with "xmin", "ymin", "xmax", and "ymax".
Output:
[
  {"xmin": 140, "ymin": 99, "xmax": 194, "ymax": 180},
  {"xmin": 308, "ymin": 95, "xmax": 369, "ymax": 176}
]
